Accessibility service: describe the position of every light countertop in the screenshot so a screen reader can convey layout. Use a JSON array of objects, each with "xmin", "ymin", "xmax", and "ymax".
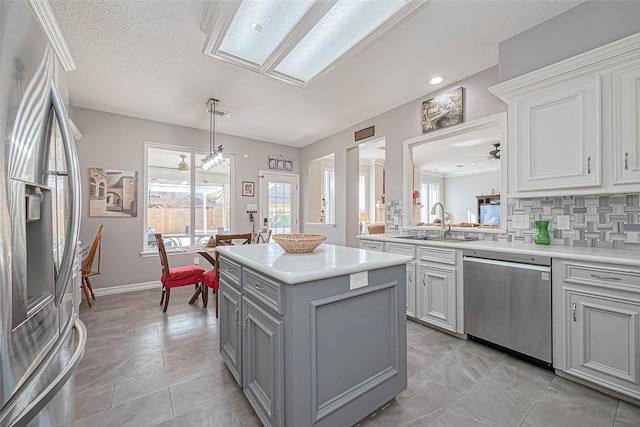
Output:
[
  {"xmin": 358, "ymin": 234, "xmax": 640, "ymax": 268},
  {"xmin": 216, "ymin": 243, "xmax": 412, "ymax": 284}
]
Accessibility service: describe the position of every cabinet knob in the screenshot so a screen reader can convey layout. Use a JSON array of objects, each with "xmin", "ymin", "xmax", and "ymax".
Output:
[
  {"xmin": 243, "ymin": 317, "xmax": 248, "ymax": 332},
  {"xmin": 234, "ymin": 308, "xmax": 239, "ymax": 324},
  {"xmin": 587, "ymin": 156, "xmax": 592, "ymax": 174},
  {"xmin": 572, "ymin": 302, "xmax": 577, "ymax": 322}
]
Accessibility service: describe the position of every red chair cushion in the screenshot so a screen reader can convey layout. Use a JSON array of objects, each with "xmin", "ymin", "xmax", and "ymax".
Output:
[
  {"xmin": 201, "ymin": 269, "xmax": 219, "ymax": 290},
  {"xmin": 161, "ymin": 265, "xmax": 205, "ymax": 288}
]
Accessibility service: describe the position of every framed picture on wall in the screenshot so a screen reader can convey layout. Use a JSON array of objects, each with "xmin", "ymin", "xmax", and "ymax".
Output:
[
  {"xmin": 242, "ymin": 181, "xmax": 255, "ymax": 197},
  {"xmin": 421, "ymin": 86, "xmax": 464, "ymax": 133},
  {"xmin": 89, "ymin": 168, "xmax": 138, "ymax": 217}
]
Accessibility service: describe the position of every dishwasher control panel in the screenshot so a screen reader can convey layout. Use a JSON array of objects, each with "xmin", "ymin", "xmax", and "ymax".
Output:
[{"xmin": 463, "ymin": 249, "xmax": 551, "ymax": 266}]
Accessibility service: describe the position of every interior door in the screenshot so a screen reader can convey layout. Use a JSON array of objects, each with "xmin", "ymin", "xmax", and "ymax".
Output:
[{"xmin": 259, "ymin": 171, "xmax": 299, "ymax": 234}]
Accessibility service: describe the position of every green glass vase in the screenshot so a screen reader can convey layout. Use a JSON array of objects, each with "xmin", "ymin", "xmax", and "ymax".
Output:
[{"xmin": 534, "ymin": 220, "xmax": 551, "ymax": 245}]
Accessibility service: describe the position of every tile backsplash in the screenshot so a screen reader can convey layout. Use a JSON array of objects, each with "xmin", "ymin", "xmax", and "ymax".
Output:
[
  {"xmin": 385, "ymin": 200, "xmax": 404, "ymax": 233},
  {"xmin": 506, "ymin": 194, "xmax": 640, "ymax": 250}
]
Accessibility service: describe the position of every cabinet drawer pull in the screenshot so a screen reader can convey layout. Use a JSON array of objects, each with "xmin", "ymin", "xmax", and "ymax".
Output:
[
  {"xmin": 587, "ymin": 156, "xmax": 591, "ymax": 174},
  {"xmin": 590, "ymin": 274, "xmax": 621, "ymax": 281},
  {"xmin": 572, "ymin": 303, "xmax": 577, "ymax": 322},
  {"xmin": 225, "ymin": 267, "xmax": 234, "ymax": 272},
  {"xmin": 234, "ymin": 308, "xmax": 239, "ymax": 323},
  {"xmin": 254, "ymin": 284, "xmax": 265, "ymax": 292},
  {"xmin": 243, "ymin": 317, "xmax": 248, "ymax": 332},
  {"xmin": 422, "ymin": 274, "xmax": 426, "ymax": 286},
  {"xmin": 366, "ymin": 245, "xmax": 378, "ymax": 249},
  {"xmin": 408, "ymin": 270, "xmax": 412, "ymax": 282},
  {"xmin": 625, "ymin": 152, "xmax": 629, "ymax": 170}
]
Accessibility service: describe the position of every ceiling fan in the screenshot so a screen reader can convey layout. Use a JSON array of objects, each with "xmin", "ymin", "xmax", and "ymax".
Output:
[{"xmin": 467, "ymin": 142, "xmax": 500, "ymax": 163}]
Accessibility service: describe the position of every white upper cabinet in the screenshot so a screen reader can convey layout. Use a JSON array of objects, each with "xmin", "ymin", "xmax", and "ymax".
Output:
[
  {"xmin": 491, "ymin": 32, "xmax": 640, "ymax": 197},
  {"xmin": 512, "ymin": 75, "xmax": 601, "ymax": 192},
  {"xmin": 613, "ymin": 57, "xmax": 640, "ymax": 184}
]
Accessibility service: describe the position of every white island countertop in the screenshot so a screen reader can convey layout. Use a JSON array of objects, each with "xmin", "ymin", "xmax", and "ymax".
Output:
[{"xmin": 215, "ymin": 243, "xmax": 412, "ymax": 284}]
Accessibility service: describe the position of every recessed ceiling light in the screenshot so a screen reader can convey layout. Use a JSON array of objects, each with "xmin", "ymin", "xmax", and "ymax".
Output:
[{"xmin": 429, "ymin": 75, "xmax": 445, "ymax": 85}]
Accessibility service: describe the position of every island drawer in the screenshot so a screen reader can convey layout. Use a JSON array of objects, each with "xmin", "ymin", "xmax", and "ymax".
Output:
[
  {"xmin": 219, "ymin": 258, "xmax": 241, "ymax": 286},
  {"xmin": 418, "ymin": 246, "xmax": 457, "ymax": 265},
  {"xmin": 360, "ymin": 240, "xmax": 384, "ymax": 252},
  {"xmin": 385, "ymin": 242, "xmax": 415, "ymax": 259},
  {"xmin": 243, "ymin": 269, "xmax": 284, "ymax": 315},
  {"xmin": 563, "ymin": 262, "xmax": 640, "ymax": 289}
]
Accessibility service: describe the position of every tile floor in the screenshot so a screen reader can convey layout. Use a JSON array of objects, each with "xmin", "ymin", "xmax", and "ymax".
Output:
[{"xmin": 73, "ymin": 287, "xmax": 640, "ymax": 427}]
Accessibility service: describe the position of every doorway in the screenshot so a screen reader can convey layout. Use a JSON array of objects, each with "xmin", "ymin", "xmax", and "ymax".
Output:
[{"xmin": 259, "ymin": 171, "xmax": 299, "ymax": 235}]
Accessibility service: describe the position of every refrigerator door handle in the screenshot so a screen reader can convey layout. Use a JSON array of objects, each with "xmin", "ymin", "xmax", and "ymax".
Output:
[
  {"xmin": 0, "ymin": 318, "xmax": 86, "ymax": 427},
  {"xmin": 49, "ymin": 79, "xmax": 81, "ymax": 303}
]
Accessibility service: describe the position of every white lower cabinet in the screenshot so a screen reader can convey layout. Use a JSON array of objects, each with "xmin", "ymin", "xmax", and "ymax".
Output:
[
  {"xmin": 417, "ymin": 263, "xmax": 457, "ymax": 333},
  {"xmin": 406, "ymin": 262, "xmax": 416, "ymax": 318},
  {"xmin": 554, "ymin": 259, "xmax": 640, "ymax": 401},
  {"xmin": 384, "ymin": 242, "xmax": 416, "ymax": 318}
]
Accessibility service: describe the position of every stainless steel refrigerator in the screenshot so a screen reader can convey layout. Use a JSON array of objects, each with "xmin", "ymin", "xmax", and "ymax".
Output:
[{"xmin": 0, "ymin": 1, "xmax": 86, "ymax": 426}]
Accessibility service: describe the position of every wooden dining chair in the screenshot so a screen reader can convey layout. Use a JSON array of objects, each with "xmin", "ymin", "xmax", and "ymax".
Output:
[
  {"xmin": 255, "ymin": 229, "xmax": 272, "ymax": 243},
  {"xmin": 155, "ymin": 233, "xmax": 205, "ymax": 313},
  {"xmin": 200, "ymin": 233, "xmax": 252, "ymax": 317},
  {"xmin": 81, "ymin": 225, "xmax": 104, "ymax": 308}
]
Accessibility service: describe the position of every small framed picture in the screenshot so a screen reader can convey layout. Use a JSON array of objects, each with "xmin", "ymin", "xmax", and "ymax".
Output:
[
  {"xmin": 284, "ymin": 160, "xmax": 293, "ymax": 171},
  {"xmin": 268, "ymin": 158, "xmax": 277, "ymax": 169},
  {"xmin": 242, "ymin": 181, "xmax": 254, "ymax": 197},
  {"xmin": 277, "ymin": 160, "xmax": 285, "ymax": 170}
]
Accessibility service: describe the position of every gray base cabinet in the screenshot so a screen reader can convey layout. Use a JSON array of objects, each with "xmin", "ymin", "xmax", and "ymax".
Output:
[
  {"xmin": 243, "ymin": 296, "xmax": 284, "ymax": 427},
  {"xmin": 219, "ymin": 259, "xmax": 243, "ymax": 386},
  {"xmin": 219, "ymin": 254, "xmax": 407, "ymax": 427}
]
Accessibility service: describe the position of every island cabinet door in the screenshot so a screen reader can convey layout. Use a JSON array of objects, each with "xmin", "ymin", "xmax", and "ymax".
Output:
[
  {"xmin": 566, "ymin": 290, "xmax": 640, "ymax": 396},
  {"xmin": 220, "ymin": 282, "xmax": 243, "ymax": 386},
  {"xmin": 242, "ymin": 297, "xmax": 284, "ymax": 427},
  {"xmin": 417, "ymin": 264, "xmax": 456, "ymax": 333}
]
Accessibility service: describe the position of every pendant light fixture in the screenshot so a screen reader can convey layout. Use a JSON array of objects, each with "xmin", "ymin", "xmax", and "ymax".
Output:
[{"xmin": 202, "ymin": 98, "xmax": 224, "ymax": 170}]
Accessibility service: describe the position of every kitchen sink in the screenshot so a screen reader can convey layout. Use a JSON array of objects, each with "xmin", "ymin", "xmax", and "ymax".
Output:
[{"xmin": 397, "ymin": 235, "xmax": 478, "ymax": 242}]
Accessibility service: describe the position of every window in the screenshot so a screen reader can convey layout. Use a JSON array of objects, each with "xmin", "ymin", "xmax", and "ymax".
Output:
[
  {"xmin": 323, "ymin": 167, "xmax": 334, "ymax": 224},
  {"xmin": 420, "ymin": 182, "xmax": 440, "ymax": 223},
  {"xmin": 145, "ymin": 143, "xmax": 232, "ymax": 250},
  {"xmin": 358, "ymin": 173, "xmax": 366, "ymax": 212}
]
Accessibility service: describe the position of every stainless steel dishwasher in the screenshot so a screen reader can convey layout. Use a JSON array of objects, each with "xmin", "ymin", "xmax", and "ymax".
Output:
[{"xmin": 464, "ymin": 249, "xmax": 552, "ymax": 367}]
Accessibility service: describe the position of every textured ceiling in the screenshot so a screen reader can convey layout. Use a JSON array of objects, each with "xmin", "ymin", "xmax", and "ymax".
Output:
[{"xmin": 49, "ymin": 0, "xmax": 582, "ymax": 148}]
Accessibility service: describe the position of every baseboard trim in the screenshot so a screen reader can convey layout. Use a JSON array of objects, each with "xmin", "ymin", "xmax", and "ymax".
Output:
[{"xmin": 92, "ymin": 281, "xmax": 159, "ymax": 296}]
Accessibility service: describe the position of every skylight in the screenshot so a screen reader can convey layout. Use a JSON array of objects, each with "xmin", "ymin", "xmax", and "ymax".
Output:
[
  {"xmin": 218, "ymin": 0, "xmax": 315, "ymax": 66},
  {"xmin": 201, "ymin": 0, "xmax": 427, "ymax": 86},
  {"xmin": 274, "ymin": 0, "xmax": 407, "ymax": 82}
]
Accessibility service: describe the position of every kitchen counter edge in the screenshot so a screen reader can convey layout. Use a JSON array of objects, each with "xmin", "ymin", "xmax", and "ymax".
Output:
[{"xmin": 357, "ymin": 234, "xmax": 640, "ymax": 268}]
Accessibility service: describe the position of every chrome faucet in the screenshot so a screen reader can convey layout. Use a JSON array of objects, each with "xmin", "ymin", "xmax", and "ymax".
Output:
[{"xmin": 430, "ymin": 202, "xmax": 446, "ymax": 238}]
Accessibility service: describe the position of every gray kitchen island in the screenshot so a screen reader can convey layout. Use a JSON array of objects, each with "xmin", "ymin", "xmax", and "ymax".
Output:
[{"xmin": 215, "ymin": 242, "xmax": 411, "ymax": 427}]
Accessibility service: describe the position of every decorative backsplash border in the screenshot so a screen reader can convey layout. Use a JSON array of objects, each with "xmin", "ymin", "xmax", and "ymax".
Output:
[{"xmin": 506, "ymin": 194, "xmax": 640, "ymax": 251}]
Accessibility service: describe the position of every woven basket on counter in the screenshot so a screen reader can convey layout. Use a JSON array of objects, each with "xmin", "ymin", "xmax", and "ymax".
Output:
[{"xmin": 271, "ymin": 233, "xmax": 327, "ymax": 253}]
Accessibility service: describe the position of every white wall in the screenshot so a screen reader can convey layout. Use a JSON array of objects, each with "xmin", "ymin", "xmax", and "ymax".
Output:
[
  {"xmin": 444, "ymin": 171, "xmax": 500, "ymax": 224},
  {"xmin": 301, "ymin": 66, "xmax": 506, "ymax": 246},
  {"xmin": 73, "ymin": 107, "xmax": 300, "ymax": 289}
]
